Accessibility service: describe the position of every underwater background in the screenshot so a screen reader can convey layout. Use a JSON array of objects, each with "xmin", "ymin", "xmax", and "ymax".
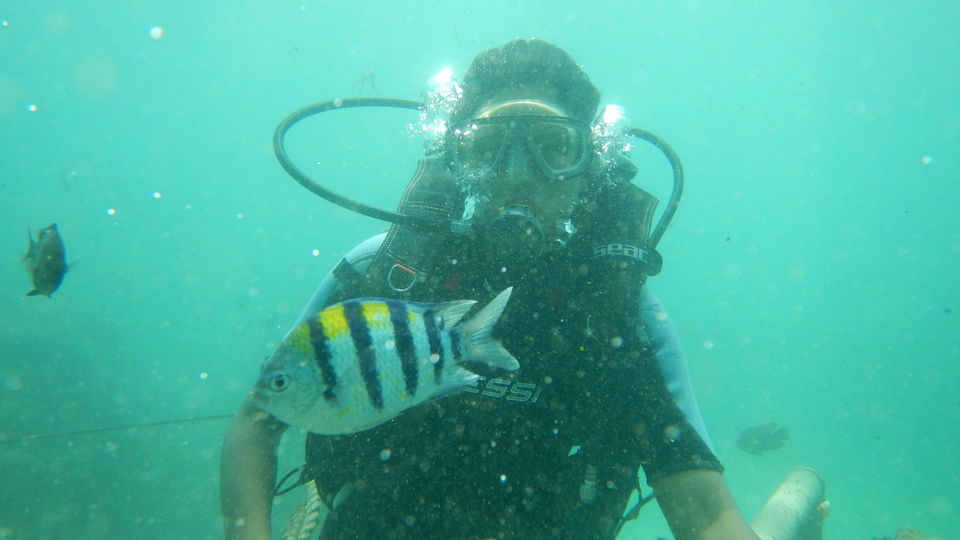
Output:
[{"xmin": 1, "ymin": 1, "xmax": 957, "ymax": 538}]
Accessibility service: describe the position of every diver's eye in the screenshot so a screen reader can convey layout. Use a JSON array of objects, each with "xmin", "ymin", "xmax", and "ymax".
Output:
[{"xmin": 269, "ymin": 374, "xmax": 289, "ymax": 392}]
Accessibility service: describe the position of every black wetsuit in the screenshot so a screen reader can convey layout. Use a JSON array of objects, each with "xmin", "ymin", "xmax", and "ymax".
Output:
[{"xmin": 300, "ymin": 223, "xmax": 722, "ymax": 539}]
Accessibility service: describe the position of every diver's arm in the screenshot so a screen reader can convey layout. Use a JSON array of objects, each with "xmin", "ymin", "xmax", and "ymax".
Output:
[
  {"xmin": 634, "ymin": 289, "xmax": 757, "ymax": 538},
  {"xmin": 219, "ymin": 236, "xmax": 382, "ymax": 539},
  {"xmin": 653, "ymin": 469, "xmax": 760, "ymax": 540},
  {"xmin": 220, "ymin": 396, "xmax": 288, "ymax": 540},
  {"xmin": 640, "ymin": 286, "xmax": 714, "ymax": 449},
  {"xmin": 219, "ymin": 235, "xmax": 380, "ymax": 538}
]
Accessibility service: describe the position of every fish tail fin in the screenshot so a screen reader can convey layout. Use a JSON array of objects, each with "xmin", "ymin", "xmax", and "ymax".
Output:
[{"xmin": 459, "ymin": 287, "xmax": 519, "ymax": 371}]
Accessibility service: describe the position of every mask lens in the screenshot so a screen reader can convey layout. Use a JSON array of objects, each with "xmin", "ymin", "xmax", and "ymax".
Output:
[
  {"xmin": 454, "ymin": 123, "xmax": 507, "ymax": 174},
  {"xmin": 449, "ymin": 116, "xmax": 591, "ymax": 179},
  {"xmin": 529, "ymin": 121, "xmax": 588, "ymax": 171}
]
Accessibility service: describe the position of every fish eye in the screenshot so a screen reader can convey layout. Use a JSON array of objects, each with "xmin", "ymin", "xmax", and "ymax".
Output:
[{"xmin": 269, "ymin": 374, "xmax": 289, "ymax": 392}]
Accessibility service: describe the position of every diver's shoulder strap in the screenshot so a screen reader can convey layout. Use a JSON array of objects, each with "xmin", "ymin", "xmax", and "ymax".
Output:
[
  {"xmin": 364, "ymin": 157, "xmax": 462, "ymax": 298},
  {"xmin": 573, "ymin": 181, "xmax": 663, "ymax": 277}
]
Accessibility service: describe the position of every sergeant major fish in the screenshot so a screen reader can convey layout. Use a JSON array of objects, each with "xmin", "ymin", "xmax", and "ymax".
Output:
[
  {"xmin": 255, "ymin": 287, "xmax": 519, "ymax": 434},
  {"xmin": 23, "ymin": 223, "xmax": 68, "ymax": 297}
]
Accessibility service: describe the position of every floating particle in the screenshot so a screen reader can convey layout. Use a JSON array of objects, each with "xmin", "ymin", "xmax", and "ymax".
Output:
[
  {"xmin": 1, "ymin": 20, "xmax": 10, "ymax": 28},
  {"xmin": 152, "ymin": 191, "xmax": 163, "ymax": 199},
  {"xmin": 703, "ymin": 340, "xmax": 715, "ymax": 350},
  {"xmin": 26, "ymin": 104, "xmax": 38, "ymax": 112},
  {"xmin": 148, "ymin": 25, "xmax": 164, "ymax": 40},
  {"xmin": 106, "ymin": 208, "xmax": 117, "ymax": 216},
  {"xmin": 199, "ymin": 372, "xmax": 209, "ymax": 380},
  {"xmin": 920, "ymin": 155, "xmax": 933, "ymax": 165},
  {"xmin": 236, "ymin": 212, "xmax": 245, "ymax": 220},
  {"xmin": 311, "ymin": 248, "xmax": 320, "ymax": 256}
]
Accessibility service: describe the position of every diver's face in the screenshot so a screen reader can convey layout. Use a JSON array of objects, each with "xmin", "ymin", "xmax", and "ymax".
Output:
[{"xmin": 461, "ymin": 100, "xmax": 592, "ymax": 234}]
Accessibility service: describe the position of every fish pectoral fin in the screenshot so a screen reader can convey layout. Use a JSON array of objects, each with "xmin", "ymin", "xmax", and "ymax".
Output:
[{"xmin": 331, "ymin": 481, "xmax": 355, "ymax": 510}]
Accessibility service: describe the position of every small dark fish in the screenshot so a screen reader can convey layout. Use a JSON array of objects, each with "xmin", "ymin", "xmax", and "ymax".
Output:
[
  {"xmin": 23, "ymin": 223, "xmax": 68, "ymax": 297},
  {"xmin": 736, "ymin": 422, "xmax": 790, "ymax": 455}
]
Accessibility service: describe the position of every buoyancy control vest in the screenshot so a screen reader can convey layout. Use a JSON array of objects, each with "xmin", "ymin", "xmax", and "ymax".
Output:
[{"xmin": 298, "ymin": 160, "xmax": 719, "ymax": 539}]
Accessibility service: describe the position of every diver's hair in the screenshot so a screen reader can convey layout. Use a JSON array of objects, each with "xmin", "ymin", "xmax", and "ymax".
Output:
[{"xmin": 450, "ymin": 39, "xmax": 601, "ymax": 124}]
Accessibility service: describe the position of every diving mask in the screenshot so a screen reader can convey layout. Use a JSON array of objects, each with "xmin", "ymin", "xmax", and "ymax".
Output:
[{"xmin": 447, "ymin": 115, "xmax": 594, "ymax": 181}]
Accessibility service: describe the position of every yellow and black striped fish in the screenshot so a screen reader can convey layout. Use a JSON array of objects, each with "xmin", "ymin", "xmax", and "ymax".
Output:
[{"xmin": 254, "ymin": 288, "xmax": 518, "ymax": 434}]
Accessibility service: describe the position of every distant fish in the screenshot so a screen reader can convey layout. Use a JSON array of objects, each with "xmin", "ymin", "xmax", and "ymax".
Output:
[
  {"xmin": 255, "ymin": 288, "xmax": 518, "ymax": 434},
  {"xmin": 893, "ymin": 527, "xmax": 943, "ymax": 540},
  {"xmin": 23, "ymin": 223, "xmax": 68, "ymax": 297},
  {"xmin": 736, "ymin": 422, "xmax": 790, "ymax": 455},
  {"xmin": 874, "ymin": 527, "xmax": 945, "ymax": 540}
]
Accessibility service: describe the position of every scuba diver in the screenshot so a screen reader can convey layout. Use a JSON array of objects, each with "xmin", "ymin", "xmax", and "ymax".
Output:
[{"xmin": 221, "ymin": 39, "xmax": 805, "ymax": 539}]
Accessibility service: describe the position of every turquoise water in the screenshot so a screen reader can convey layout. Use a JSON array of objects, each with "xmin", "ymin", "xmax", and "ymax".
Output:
[{"xmin": 1, "ymin": 1, "xmax": 957, "ymax": 538}]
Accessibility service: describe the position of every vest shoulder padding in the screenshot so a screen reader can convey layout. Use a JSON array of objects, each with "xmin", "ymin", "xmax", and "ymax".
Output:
[{"xmin": 573, "ymin": 182, "xmax": 659, "ymax": 247}]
